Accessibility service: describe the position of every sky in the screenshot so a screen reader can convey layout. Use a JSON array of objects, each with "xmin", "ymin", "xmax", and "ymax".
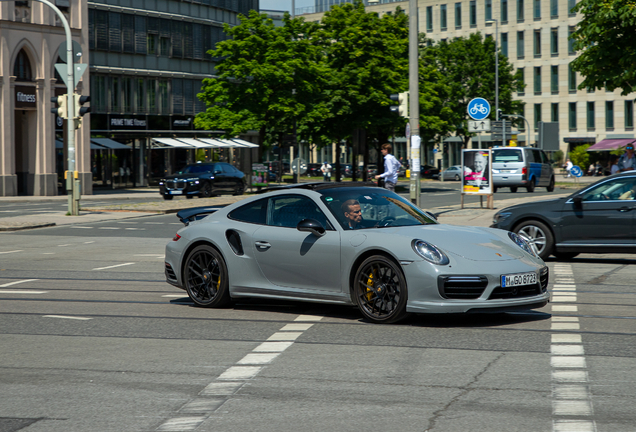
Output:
[{"xmin": 259, "ymin": 0, "xmax": 314, "ymax": 13}]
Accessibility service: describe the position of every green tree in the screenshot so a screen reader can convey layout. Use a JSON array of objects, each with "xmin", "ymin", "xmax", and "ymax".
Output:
[
  {"xmin": 570, "ymin": 0, "xmax": 636, "ymax": 95},
  {"xmin": 570, "ymin": 145, "xmax": 591, "ymax": 170},
  {"xmin": 422, "ymin": 33, "xmax": 524, "ymax": 144},
  {"xmin": 195, "ymin": 11, "xmax": 325, "ymax": 149}
]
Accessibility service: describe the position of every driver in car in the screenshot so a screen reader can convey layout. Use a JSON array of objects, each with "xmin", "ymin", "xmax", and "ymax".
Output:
[{"xmin": 342, "ymin": 199, "xmax": 363, "ymax": 229}]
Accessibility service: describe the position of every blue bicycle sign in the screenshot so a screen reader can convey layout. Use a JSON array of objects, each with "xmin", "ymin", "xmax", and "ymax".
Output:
[{"xmin": 467, "ymin": 98, "xmax": 491, "ymax": 120}]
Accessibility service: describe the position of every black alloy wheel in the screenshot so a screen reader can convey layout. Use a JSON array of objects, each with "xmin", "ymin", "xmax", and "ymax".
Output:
[
  {"xmin": 526, "ymin": 178, "xmax": 536, "ymax": 193},
  {"xmin": 354, "ymin": 255, "xmax": 408, "ymax": 324},
  {"xmin": 199, "ymin": 182, "xmax": 213, "ymax": 198},
  {"xmin": 163, "ymin": 194, "xmax": 174, "ymax": 200},
  {"xmin": 514, "ymin": 220, "xmax": 554, "ymax": 260},
  {"xmin": 183, "ymin": 245, "xmax": 230, "ymax": 307}
]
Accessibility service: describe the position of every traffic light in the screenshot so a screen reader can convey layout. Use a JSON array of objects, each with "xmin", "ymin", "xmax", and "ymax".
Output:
[
  {"xmin": 51, "ymin": 95, "xmax": 68, "ymax": 119},
  {"xmin": 73, "ymin": 93, "xmax": 90, "ymax": 129},
  {"xmin": 74, "ymin": 93, "xmax": 90, "ymax": 117},
  {"xmin": 497, "ymin": 109, "xmax": 503, "ymax": 120},
  {"xmin": 390, "ymin": 92, "xmax": 409, "ymax": 118}
]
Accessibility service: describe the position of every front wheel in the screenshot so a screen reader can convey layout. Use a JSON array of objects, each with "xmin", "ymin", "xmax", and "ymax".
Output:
[
  {"xmin": 354, "ymin": 255, "xmax": 408, "ymax": 324},
  {"xmin": 233, "ymin": 183, "xmax": 245, "ymax": 196},
  {"xmin": 184, "ymin": 245, "xmax": 231, "ymax": 307},
  {"xmin": 514, "ymin": 220, "xmax": 554, "ymax": 260},
  {"xmin": 199, "ymin": 182, "xmax": 212, "ymax": 198}
]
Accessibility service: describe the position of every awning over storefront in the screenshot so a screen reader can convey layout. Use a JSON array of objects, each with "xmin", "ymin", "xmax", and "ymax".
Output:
[
  {"xmin": 175, "ymin": 138, "xmax": 214, "ymax": 148},
  {"xmin": 587, "ymin": 138, "xmax": 636, "ymax": 151},
  {"xmin": 151, "ymin": 138, "xmax": 194, "ymax": 148},
  {"xmin": 229, "ymin": 138, "xmax": 259, "ymax": 148},
  {"xmin": 92, "ymin": 138, "xmax": 131, "ymax": 150},
  {"xmin": 196, "ymin": 138, "xmax": 228, "ymax": 147},
  {"xmin": 57, "ymin": 139, "xmax": 104, "ymax": 150}
]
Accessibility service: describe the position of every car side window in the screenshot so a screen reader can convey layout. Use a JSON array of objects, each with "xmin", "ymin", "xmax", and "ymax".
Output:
[
  {"xmin": 228, "ymin": 198, "xmax": 268, "ymax": 224},
  {"xmin": 525, "ymin": 150, "xmax": 535, "ymax": 163},
  {"xmin": 221, "ymin": 164, "xmax": 235, "ymax": 173},
  {"xmin": 267, "ymin": 195, "xmax": 331, "ymax": 229},
  {"xmin": 540, "ymin": 151, "xmax": 549, "ymax": 164},
  {"xmin": 580, "ymin": 179, "xmax": 636, "ymax": 202}
]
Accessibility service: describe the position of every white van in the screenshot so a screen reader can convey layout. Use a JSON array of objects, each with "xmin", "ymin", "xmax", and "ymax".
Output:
[{"xmin": 491, "ymin": 147, "xmax": 555, "ymax": 193}]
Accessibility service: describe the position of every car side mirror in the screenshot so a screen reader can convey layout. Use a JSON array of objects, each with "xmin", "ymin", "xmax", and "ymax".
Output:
[
  {"xmin": 572, "ymin": 195, "xmax": 583, "ymax": 208},
  {"xmin": 297, "ymin": 219, "xmax": 326, "ymax": 237}
]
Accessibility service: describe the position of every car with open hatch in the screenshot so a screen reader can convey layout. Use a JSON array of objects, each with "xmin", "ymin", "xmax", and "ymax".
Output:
[
  {"xmin": 165, "ymin": 183, "xmax": 549, "ymax": 324},
  {"xmin": 491, "ymin": 171, "xmax": 636, "ymax": 260},
  {"xmin": 159, "ymin": 162, "xmax": 246, "ymax": 200}
]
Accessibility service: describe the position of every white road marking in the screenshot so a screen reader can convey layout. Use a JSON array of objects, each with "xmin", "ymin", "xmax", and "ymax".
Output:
[
  {"xmin": 0, "ymin": 250, "xmax": 23, "ymax": 254},
  {"xmin": 43, "ymin": 315, "xmax": 92, "ymax": 320},
  {"xmin": 552, "ymin": 370, "xmax": 589, "ymax": 382},
  {"xmin": 551, "ymin": 356, "xmax": 587, "ymax": 368},
  {"xmin": 162, "ymin": 294, "xmax": 187, "ymax": 298},
  {"xmin": 237, "ymin": 353, "xmax": 281, "ymax": 365},
  {"xmin": 552, "ymin": 316, "xmax": 578, "ymax": 322},
  {"xmin": 124, "ymin": 227, "xmax": 146, "ymax": 230},
  {"xmin": 553, "ymin": 420, "xmax": 596, "ymax": 432},
  {"xmin": 199, "ymin": 382, "xmax": 243, "ymax": 396},
  {"xmin": 98, "ymin": 227, "xmax": 120, "ymax": 230},
  {"xmin": 117, "ymin": 221, "xmax": 137, "ymax": 224},
  {"xmin": 58, "ymin": 244, "xmax": 71, "ymax": 247},
  {"xmin": 217, "ymin": 366, "xmax": 262, "ymax": 380},
  {"xmin": 144, "ymin": 222, "xmax": 165, "ymax": 224},
  {"xmin": 156, "ymin": 417, "xmax": 205, "ymax": 431},
  {"xmin": 552, "ymin": 345, "xmax": 585, "ymax": 356},
  {"xmin": 92, "ymin": 262, "xmax": 135, "ymax": 271},
  {"xmin": 552, "ymin": 295, "xmax": 577, "ymax": 302},
  {"xmin": 0, "ymin": 210, "xmax": 18, "ymax": 213},
  {"xmin": 179, "ymin": 399, "xmax": 225, "ymax": 414},
  {"xmin": 280, "ymin": 323, "xmax": 314, "ymax": 331},
  {"xmin": 252, "ymin": 341, "xmax": 294, "ymax": 352},
  {"xmin": 84, "ymin": 241, "xmax": 95, "ymax": 244},
  {"xmin": 42, "ymin": 253, "xmax": 55, "ymax": 255},
  {"xmin": 267, "ymin": 332, "xmax": 303, "ymax": 341},
  {"xmin": 552, "ymin": 305, "xmax": 578, "ymax": 312},
  {"xmin": 552, "ymin": 335, "xmax": 582, "ymax": 344},
  {"xmin": 553, "ymin": 400, "xmax": 593, "ymax": 416},
  {"xmin": 70, "ymin": 226, "xmax": 93, "ymax": 229},
  {"xmin": 295, "ymin": 315, "xmax": 324, "ymax": 321},
  {"xmin": 0, "ymin": 290, "xmax": 47, "ymax": 294},
  {"xmin": 553, "ymin": 385, "xmax": 590, "ymax": 400},
  {"xmin": 0, "ymin": 279, "xmax": 39, "ymax": 288},
  {"xmin": 135, "ymin": 254, "xmax": 164, "ymax": 257},
  {"xmin": 551, "ymin": 322, "xmax": 580, "ymax": 330}
]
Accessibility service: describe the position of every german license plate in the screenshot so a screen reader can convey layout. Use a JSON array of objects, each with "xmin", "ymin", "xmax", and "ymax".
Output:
[
  {"xmin": 501, "ymin": 271, "xmax": 537, "ymax": 287},
  {"xmin": 169, "ymin": 190, "xmax": 183, "ymax": 195}
]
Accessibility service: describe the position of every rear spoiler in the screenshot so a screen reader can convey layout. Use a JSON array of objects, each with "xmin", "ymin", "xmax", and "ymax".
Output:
[{"xmin": 176, "ymin": 206, "xmax": 223, "ymax": 225}]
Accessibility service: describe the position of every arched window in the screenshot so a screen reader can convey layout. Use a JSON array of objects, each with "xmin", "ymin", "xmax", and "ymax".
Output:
[{"xmin": 13, "ymin": 49, "xmax": 33, "ymax": 81}]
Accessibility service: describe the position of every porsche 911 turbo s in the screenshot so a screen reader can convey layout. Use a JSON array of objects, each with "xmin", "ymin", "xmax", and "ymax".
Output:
[{"xmin": 165, "ymin": 184, "xmax": 549, "ymax": 324}]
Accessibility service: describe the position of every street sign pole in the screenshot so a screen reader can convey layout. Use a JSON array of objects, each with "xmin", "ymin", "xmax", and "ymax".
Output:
[{"xmin": 408, "ymin": 0, "xmax": 420, "ymax": 207}]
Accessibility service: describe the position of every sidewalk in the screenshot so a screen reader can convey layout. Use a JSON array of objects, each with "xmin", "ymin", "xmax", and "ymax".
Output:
[{"xmin": 0, "ymin": 174, "xmax": 595, "ymax": 231}]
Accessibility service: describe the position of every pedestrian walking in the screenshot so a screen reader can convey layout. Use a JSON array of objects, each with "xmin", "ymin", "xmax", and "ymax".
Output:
[{"xmin": 374, "ymin": 143, "xmax": 401, "ymax": 192}]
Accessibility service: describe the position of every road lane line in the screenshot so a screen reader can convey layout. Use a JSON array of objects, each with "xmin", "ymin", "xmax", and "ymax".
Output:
[
  {"xmin": 0, "ymin": 250, "xmax": 23, "ymax": 254},
  {"xmin": 156, "ymin": 417, "xmax": 204, "ymax": 431},
  {"xmin": 43, "ymin": 315, "xmax": 92, "ymax": 320},
  {"xmin": 0, "ymin": 290, "xmax": 47, "ymax": 294},
  {"xmin": 0, "ymin": 279, "xmax": 39, "ymax": 288},
  {"xmin": 237, "ymin": 353, "xmax": 281, "ymax": 365},
  {"xmin": 217, "ymin": 366, "xmax": 262, "ymax": 380},
  {"xmin": 92, "ymin": 262, "xmax": 135, "ymax": 271}
]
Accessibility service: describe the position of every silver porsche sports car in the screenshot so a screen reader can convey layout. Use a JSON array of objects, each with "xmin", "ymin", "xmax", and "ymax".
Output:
[{"xmin": 165, "ymin": 184, "xmax": 549, "ymax": 324}]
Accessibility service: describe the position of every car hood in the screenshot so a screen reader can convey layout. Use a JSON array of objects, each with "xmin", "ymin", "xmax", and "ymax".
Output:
[
  {"xmin": 500, "ymin": 196, "xmax": 570, "ymax": 214},
  {"xmin": 376, "ymin": 224, "xmax": 530, "ymax": 261}
]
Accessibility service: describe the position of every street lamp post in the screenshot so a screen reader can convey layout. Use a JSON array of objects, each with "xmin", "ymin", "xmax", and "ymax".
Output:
[
  {"xmin": 486, "ymin": 19, "xmax": 499, "ymax": 123},
  {"xmin": 408, "ymin": 0, "xmax": 421, "ymax": 207}
]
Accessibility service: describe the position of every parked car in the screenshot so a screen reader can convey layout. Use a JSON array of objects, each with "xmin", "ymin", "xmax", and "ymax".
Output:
[
  {"xmin": 492, "ymin": 146, "xmax": 555, "ymax": 193},
  {"xmin": 306, "ymin": 163, "xmax": 323, "ymax": 177},
  {"xmin": 420, "ymin": 165, "xmax": 440, "ymax": 179},
  {"xmin": 165, "ymin": 184, "xmax": 549, "ymax": 324},
  {"xmin": 441, "ymin": 165, "xmax": 463, "ymax": 181},
  {"xmin": 159, "ymin": 162, "xmax": 246, "ymax": 200},
  {"xmin": 491, "ymin": 171, "xmax": 636, "ymax": 260}
]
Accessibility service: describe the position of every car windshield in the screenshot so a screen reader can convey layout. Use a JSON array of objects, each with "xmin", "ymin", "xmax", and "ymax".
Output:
[
  {"xmin": 493, "ymin": 149, "xmax": 522, "ymax": 163},
  {"xmin": 176, "ymin": 164, "xmax": 213, "ymax": 174},
  {"xmin": 319, "ymin": 187, "xmax": 437, "ymax": 230}
]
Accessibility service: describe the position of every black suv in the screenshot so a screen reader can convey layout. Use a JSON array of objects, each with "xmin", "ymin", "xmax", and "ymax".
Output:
[{"xmin": 159, "ymin": 163, "xmax": 246, "ymax": 200}]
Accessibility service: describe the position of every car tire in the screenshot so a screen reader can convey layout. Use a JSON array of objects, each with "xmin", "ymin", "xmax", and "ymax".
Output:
[
  {"xmin": 510, "ymin": 187, "xmax": 518, "ymax": 193},
  {"xmin": 353, "ymin": 255, "xmax": 409, "ymax": 324},
  {"xmin": 553, "ymin": 252, "xmax": 579, "ymax": 260},
  {"xmin": 233, "ymin": 183, "xmax": 245, "ymax": 196},
  {"xmin": 163, "ymin": 194, "xmax": 173, "ymax": 200},
  {"xmin": 493, "ymin": 186, "xmax": 498, "ymax": 193},
  {"xmin": 514, "ymin": 220, "xmax": 554, "ymax": 260},
  {"xmin": 184, "ymin": 245, "xmax": 231, "ymax": 307},
  {"xmin": 199, "ymin": 182, "xmax": 212, "ymax": 198},
  {"xmin": 547, "ymin": 176, "xmax": 555, "ymax": 192},
  {"xmin": 526, "ymin": 178, "xmax": 536, "ymax": 193},
  {"xmin": 454, "ymin": 174, "xmax": 460, "ymax": 181}
]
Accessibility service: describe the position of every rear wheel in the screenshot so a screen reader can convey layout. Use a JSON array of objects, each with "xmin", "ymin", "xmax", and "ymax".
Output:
[
  {"xmin": 547, "ymin": 176, "xmax": 555, "ymax": 192},
  {"xmin": 454, "ymin": 174, "xmax": 460, "ymax": 181},
  {"xmin": 514, "ymin": 220, "xmax": 554, "ymax": 260},
  {"xmin": 553, "ymin": 251, "xmax": 579, "ymax": 260},
  {"xmin": 510, "ymin": 187, "xmax": 518, "ymax": 193},
  {"xmin": 526, "ymin": 178, "xmax": 536, "ymax": 193},
  {"xmin": 184, "ymin": 245, "xmax": 230, "ymax": 307},
  {"xmin": 354, "ymin": 255, "xmax": 408, "ymax": 324}
]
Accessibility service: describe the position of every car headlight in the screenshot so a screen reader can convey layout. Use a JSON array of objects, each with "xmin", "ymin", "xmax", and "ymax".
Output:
[
  {"xmin": 492, "ymin": 211, "xmax": 512, "ymax": 225},
  {"xmin": 412, "ymin": 240, "xmax": 450, "ymax": 265},
  {"xmin": 508, "ymin": 232, "xmax": 538, "ymax": 257}
]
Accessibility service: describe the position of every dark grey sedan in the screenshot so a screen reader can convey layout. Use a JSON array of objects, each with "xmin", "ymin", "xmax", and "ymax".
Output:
[{"xmin": 491, "ymin": 172, "xmax": 636, "ymax": 260}]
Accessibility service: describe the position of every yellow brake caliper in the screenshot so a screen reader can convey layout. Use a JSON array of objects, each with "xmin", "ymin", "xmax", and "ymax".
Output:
[{"xmin": 366, "ymin": 272, "xmax": 374, "ymax": 301}]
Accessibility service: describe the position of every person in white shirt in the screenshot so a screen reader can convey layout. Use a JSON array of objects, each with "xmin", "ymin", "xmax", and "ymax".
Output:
[
  {"xmin": 321, "ymin": 162, "xmax": 332, "ymax": 181},
  {"xmin": 565, "ymin": 159, "xmax": 573, "ymax": 177},
  {"xmin": 375, "ymin": 143, "xmax": 401, "ymax": 192}
]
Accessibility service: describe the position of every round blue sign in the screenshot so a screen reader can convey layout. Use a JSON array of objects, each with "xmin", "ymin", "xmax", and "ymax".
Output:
[
  {"xmin": 467, "ymin": 98, "xmax": 491, "ymax": 120},
  {"xmin": 570, "ymin": 165, "xmax": 583, "ymax": 177}
]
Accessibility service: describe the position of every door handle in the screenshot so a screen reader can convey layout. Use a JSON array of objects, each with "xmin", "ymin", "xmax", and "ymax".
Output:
[
  {"xmin": 618, "ymin": 207, "xmax": 633, "ymax": 212},
  {"xmin": 255, "ymin": 241, "xmax": 271, "ymax": 250}
]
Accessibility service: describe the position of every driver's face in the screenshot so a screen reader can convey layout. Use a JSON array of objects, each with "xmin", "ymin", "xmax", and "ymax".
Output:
[
  {"xmin": 474, "ymin": 155, "xmax": 486, "ymax": 172},
  {"xmin": 345, "ymin": 204, "xmax": 362, "ymax": 225}
]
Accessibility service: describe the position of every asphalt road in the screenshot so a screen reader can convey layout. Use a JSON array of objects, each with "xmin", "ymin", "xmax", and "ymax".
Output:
[{"xmin": 1, "ymin": 219, "xmax": 635, "ymax": 432}]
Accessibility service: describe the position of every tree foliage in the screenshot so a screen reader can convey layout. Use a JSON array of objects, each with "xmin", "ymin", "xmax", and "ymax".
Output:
[
  {"xmin": 571, "ymin": 0, "xmax": 636, "ymax": 95},
  {"xmin": 421, "ymin": 33, "xmax": 523, "ymax": 144},
  {"xmin": 570, "ymin": 144, "xmax": 591, "ymax": 170}
]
